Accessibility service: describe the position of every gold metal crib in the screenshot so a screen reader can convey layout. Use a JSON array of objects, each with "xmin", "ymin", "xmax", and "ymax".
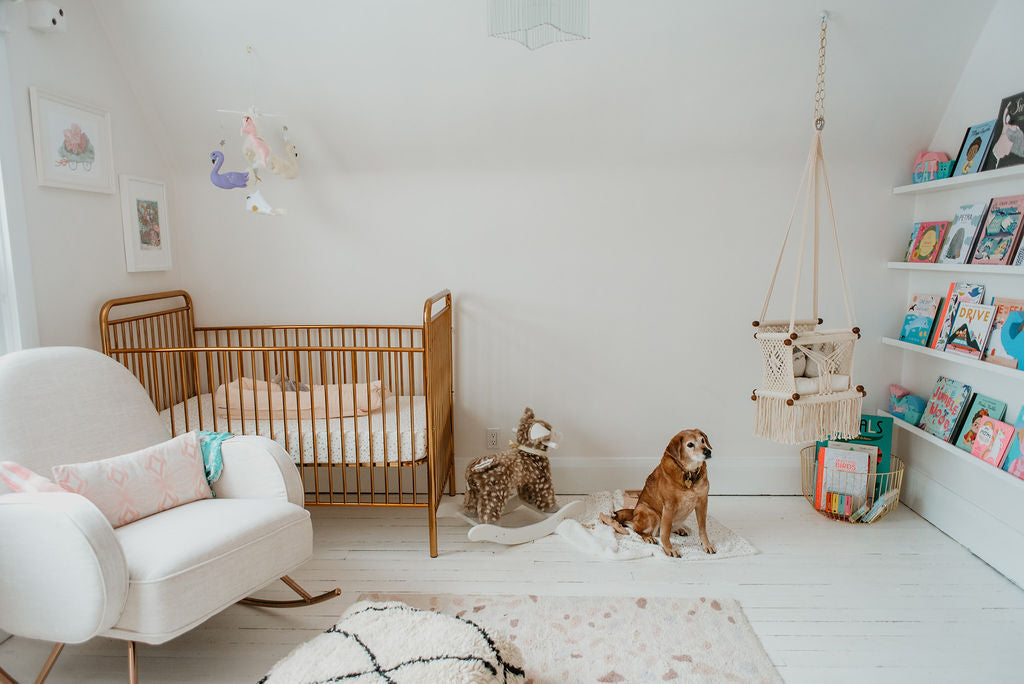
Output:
[{"xmin": 99, "ymin": 289, "xmax": 455, "ymax": 556}]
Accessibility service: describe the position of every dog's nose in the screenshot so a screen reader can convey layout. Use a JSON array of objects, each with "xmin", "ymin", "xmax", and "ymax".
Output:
[{"xmin": 703, "ymin": 448, "xmax": 712, "ymax": 458}]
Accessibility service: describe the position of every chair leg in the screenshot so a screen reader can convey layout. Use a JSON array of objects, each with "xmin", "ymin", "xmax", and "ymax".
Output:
[
  {"xmin": 127, "ymin": 641, "xmax": 137, "ymax": 684},
  {"xmin": 238, "ymin": 575, "xmax": 341, "ymax": 608},
  {"xmin": 33, "ymin": 642, "xmax": 64, "ymax": 684}
]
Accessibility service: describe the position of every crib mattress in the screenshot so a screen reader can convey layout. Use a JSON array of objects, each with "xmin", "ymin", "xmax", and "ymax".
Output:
[{"xmin": 160, "ymin": 395, "xmax": 428, "ymax": 465}]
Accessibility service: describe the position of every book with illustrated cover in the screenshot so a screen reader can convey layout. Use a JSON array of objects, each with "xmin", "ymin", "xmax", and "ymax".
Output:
[
  {"xmin": 982, "ymin": 91, "xmax": 1024, "ymax": 171},
  {"xmin": 939, "ymin": 202, "xmax": 990, "ymax": 264},
  {"xmin": 952, "ymin": 394, "xmax": 1007, "ymax": 453},
  {"xmin": 907, "ymin": 221, "xmax": 950, "ymax": 263},
  {"xmin": 984, "ymin": 297, "xmax": 1024, "ymax": 368},
  {"xmin": 944, "ymin": 302, "xmax": 996, "ymax": 359},
  {"xmin": 815, "ymin": 446, "xmax": 871, "ymax": 513},
  {"xmin": 952, "ymin": 120, "xmax": 996, "ymax": 176},
  {"xmin": 931, "ymin": 282, "xmax": 986, "ymax": 350},
  {"xmin": 918, "ymin": 376, "xmax": 973, "ymax": 441},
  {"xmin": 899, "ymin": 294, "xmax": 942, "ymax": 346},
  {"xmin": 972, "ymin": 194, "xmax": 1024, "ymax": 265},
  {"xmin": 1001, "ymin": 406, "xmax": 1024, "ymax": 480},
  {"xmin": 971, "ymin": 417, "xmax": 1015, "ymax": 467}
]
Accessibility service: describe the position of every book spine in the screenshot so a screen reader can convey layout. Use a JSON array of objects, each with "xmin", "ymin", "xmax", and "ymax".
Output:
[{"xmin": 931, "ymin": 282, "xmax": 957, "ymax": 349}]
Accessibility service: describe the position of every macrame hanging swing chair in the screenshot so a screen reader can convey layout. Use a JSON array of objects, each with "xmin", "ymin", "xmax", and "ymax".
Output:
[{"xmin": 752, "ymin": 12, "xmax": 865, "ymax": 445}]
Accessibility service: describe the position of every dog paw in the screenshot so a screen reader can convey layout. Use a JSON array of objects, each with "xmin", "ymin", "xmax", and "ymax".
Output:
[
  {"xmin": 701, "ymin": 539, "xmax": 717, "ymax": 554},
  {"xmin": 640, "ymin": 535, "xmax": 657, "ymax": 545},
  {"xmin": 673, "ymin": 527, "xmax": 689, "ymax": 537},
  {"xmin": 662, "ymin": 546, "xmax": 681, "ymax": 558}
]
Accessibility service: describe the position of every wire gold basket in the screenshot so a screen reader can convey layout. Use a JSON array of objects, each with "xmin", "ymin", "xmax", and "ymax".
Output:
[{"xmin": 800, "ymin": 445, "xmax": 904, "ymax": 523}]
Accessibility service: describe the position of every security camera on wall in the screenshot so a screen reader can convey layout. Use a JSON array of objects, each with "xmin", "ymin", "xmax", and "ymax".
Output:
[{"xmin": 27, "ymin": 0, "xmax": 66, "ymax": 33}]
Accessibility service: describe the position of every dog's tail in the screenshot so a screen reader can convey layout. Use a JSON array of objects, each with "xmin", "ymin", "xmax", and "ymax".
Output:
[{"xmin": 612, "ymin": 508, "xmax": 634, "ymax": 524}]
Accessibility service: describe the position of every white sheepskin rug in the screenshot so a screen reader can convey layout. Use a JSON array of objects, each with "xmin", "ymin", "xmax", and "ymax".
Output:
[
  {"xmin": 260, "ymin": 601, "xmax": 525, "ymax": 683},
  {"xmin": 555, "ymin": 490, "xmax": 758, "ymax": 561}
]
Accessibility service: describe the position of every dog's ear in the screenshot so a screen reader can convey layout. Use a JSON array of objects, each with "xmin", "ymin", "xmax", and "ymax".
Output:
[
  {"xmin": 664, "ymin": 432, "xmax": 685, "ymax": 460},
  {"xmin": 697, "ymin": 430, "xmax": 712, "ymax": 449}
]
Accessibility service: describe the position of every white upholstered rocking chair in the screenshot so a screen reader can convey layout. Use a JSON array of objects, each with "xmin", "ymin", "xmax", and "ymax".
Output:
[{"xmin": 0, "ymin": 347, "xmax": 340, "ymax": 683}]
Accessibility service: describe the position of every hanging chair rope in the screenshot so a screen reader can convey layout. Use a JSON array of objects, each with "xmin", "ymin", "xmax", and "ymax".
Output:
[{"xmin": 757, "ymin": 13, "xmax": 855, "ymax": 331}]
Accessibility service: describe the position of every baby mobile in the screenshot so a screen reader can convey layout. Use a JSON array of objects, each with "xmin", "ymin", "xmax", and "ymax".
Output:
[
  {"xmin": 751, "ymin": 12, "xmax": 864, "ymax": 444},
  {"xmin": 209, "ymin": 45, "xmax": 298, "ymax": 215}
]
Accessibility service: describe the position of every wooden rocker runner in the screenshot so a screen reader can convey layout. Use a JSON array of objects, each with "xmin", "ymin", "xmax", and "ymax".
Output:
[{"xmin": 751, "ymin": 12, "xmax": 864, "ymax": 444}]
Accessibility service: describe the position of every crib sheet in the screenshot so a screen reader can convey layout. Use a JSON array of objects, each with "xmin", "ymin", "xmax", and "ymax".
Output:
[{"xmin": 160, "ymin": 395, "xmax": 428, "ymax": 465}]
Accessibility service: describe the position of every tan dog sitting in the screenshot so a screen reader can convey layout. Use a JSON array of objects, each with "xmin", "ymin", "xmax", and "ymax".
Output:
[
  {"xmin": 463, "ymin": 408, "xmax": 560, "ymax": 524},
  {"xmin": 610, "ymin": 429, "xmax": 715, "ymax": 557}
]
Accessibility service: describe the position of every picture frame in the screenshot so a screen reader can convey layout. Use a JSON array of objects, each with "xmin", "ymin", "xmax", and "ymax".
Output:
[
  {"xmin": 29, "ymin": 86, "xmax": 115, "ymax": 193},
  {"xmin": 119, "ymin": 175, "xmax": 171, "ymax": 272},
  {"xmin": 951, "ymin": 119, "xmax": 996, "ymax": 176},
  {"xmin": 982, "ymin": 90, "xmax": 1024, "ymax": 172}
]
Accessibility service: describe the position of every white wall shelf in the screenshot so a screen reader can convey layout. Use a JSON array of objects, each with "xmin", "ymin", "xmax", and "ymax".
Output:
[
  {"xmin": 892, "ymin": 164, "xmax": 1024, "ymax": 196},
  {"xmin": 878, "ymin": 410, "xmax": 1024, "ymax": 495},
  {"xmin": 886, "ymin": 262, "xmax": 1024, "ymax": 275},
  {"xmin": 880, "ymin": 336, "xmax": 1024, "ymax": 380}
]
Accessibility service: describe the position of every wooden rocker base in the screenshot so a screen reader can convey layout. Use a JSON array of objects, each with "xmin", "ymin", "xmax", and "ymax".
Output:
[
  {"xmin": 239, "ymin": 575, "xmax": 341, "ymax": 608},
  {"xmin": 437, "ymin": 497, "xmax": 585, "ymax": 545}
]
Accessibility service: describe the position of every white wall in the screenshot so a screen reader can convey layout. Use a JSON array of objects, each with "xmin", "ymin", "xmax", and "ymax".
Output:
[
  {"xmin": 2, "ymin": 0, "xmax": 180, "ymax": 350},
  {"xmin": 86, "ymin": 0, "xmax": 993, "ymax": 493}
]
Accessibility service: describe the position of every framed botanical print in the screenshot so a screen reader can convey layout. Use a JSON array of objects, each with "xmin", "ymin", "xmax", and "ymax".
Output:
[
  {"xmin": 119, "ymin": 175, "xmax": 171, "ymax": 272},
  {"xmin": 29, "ymin": 87, "xmax": 115, "ymax": 193}
]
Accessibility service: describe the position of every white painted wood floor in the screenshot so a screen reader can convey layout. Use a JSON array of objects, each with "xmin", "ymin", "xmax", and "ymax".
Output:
[{"xmin": 1, "ymin": 496, "xmax": 1021, "ymax": 683}]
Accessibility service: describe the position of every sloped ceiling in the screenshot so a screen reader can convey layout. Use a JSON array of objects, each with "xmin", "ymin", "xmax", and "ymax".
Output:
[{"xmin": 93, "ymin": 0, "xmax": 993, "ymax": 175}]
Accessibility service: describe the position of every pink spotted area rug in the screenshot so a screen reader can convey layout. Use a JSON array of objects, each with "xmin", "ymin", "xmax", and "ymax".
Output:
[{"xmin": 360, "ymin": 593, "xmax": 781, "ymax": 683}]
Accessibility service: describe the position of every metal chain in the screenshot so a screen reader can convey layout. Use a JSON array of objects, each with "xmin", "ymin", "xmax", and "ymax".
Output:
[{"xmin": 814, "ymin": 14, "xmax": 827, "ymax": 130}]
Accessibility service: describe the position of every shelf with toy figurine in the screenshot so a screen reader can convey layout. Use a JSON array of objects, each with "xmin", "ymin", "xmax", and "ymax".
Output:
[{"xmin": 892, "ymin": 164, "xmax": 1024, "ymax": 196}]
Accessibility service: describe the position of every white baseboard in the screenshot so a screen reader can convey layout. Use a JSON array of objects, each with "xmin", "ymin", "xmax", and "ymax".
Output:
[
  {"xmin": 454, "ymin": 456, "xmax": 801, "ymax": 495},
  {"xmin": 901, "ymin": 464, "xmax": 1024, "ymax": 589}
]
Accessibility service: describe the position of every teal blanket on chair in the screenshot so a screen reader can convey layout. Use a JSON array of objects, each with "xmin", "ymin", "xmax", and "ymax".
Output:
[{"xmin": 197, "ymin": 431, "xmax": 232, "ymax": 490}]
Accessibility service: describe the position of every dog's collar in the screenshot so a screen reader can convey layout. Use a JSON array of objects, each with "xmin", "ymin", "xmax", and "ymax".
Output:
[
  {"xmin": 668, "ymin": 458, "xmax": 706, "ymax": 488},
  {"xmin": 509, "ymin": 442, "xmax": 547, "ymax": 457}
]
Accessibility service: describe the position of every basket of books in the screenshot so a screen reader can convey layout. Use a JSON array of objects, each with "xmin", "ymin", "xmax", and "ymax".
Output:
[{"xmin": 799, "ymin": 444, "xmax": 904, "ymax": 524}]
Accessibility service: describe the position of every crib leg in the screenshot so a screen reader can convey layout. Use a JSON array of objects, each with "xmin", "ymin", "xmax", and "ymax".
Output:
[
  {"xmin": 448, "ymin": 459, "xmax": 456, "ymax": 496},
  {"xmin": 428, "ymin": 503, "xmax": 439, "ymax": 558}
]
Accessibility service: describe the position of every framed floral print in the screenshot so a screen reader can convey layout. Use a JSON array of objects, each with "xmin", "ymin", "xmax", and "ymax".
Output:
[
  {"xmin": 119, "ymin": 175, "xmax": 171, "ymax": 272},
  {"xmin": 29, "ymin": 86, "xmax": 115, "ymax": 193}
]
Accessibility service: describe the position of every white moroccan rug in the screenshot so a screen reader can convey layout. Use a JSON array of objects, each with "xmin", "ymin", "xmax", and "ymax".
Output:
[
  {"xmin": 555, "ymin": 490, "xmax": 758, "ymax": 561},
  {"xmin": 357, "ymin": 593, "xmax": 782, "ymax": 683}
]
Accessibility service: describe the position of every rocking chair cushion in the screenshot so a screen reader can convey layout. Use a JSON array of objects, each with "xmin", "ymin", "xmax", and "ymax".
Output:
[{"xmin": 105, "ymin": 498, "xmax": 312, "ymax": 644}]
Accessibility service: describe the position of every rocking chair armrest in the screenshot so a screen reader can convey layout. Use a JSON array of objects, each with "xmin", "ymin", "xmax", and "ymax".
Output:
[
  {"xmin": 214, "ymin": 435, "xmax": 304, "ymax": 506},
  {"xmin": 0, "ymin": 492, "xmax": 129, "ymax": 644}
]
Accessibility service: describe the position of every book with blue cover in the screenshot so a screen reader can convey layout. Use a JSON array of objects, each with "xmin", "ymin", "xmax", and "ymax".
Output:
[
  {"xmin": 919, "ymin": 377, "xmax": 973, "ymax": 441},
  {"xmin": 899, "ymin": 294, "xmax": 942, "ymax": 346}
]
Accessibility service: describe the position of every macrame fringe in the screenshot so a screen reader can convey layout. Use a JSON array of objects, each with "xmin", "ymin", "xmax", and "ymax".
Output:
[{"xmin": 753, "ymin": 395, "xmax": 862, "ymax": 445}]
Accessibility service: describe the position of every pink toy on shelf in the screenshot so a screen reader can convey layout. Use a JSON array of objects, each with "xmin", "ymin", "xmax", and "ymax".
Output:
[
  {"xmin": 241, "ymin": 115, "xmax": 271, "ymax": 168},
  {"xmin": 912, "ymin": 150, "xmax": 952, "ymax": 183}
]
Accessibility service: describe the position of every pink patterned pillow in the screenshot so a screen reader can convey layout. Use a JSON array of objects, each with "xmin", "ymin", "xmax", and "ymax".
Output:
[
  {"xmin": 0, "ymin": 461, "xmax": 64, "ymax": 494},
  {"xmin": 52, "ymin": 432, "xmax": 212, "ymax": 527}
]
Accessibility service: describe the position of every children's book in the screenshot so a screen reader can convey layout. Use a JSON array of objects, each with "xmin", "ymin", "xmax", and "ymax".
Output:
[
  {"xmin": 1014, "ymin": 240, "xmax": 1024, "ymax": 266},
  {"xmin": 944, "ymin": 302, "xmax": 996, "ymax": 359},
  {"xmin": 971, "ymin": 417, "xmax": 1015, "ymax": 467},
  {"xmin": 984, "ymin": 298, "xmax": 1024, "ymax": 368},
  {"xmin": 816, "ymin": 414, "xmax": 893, "ymax": 481},
  {"xmin": 1001, "ymin": 406, "xmax": 1024, "ymax": 480},
  {"xmin": 899, "ymin": 294, "xmax": 942, "ymax": 346},
  {"xmin": 907, "ymin": 221, "xmax": 950, "ymax": 263},
  {"xmin": 952, "ymin": 120, "xmax": 997, "ymax": 176},
  {"xmin": 918, "ymin": 376, "xmax": 973, "ymax": 441},
  {"xmin": 930, "ymin": 282, "xmax": 986, "ymax": 350},
  {"xmin": 829, "ymin": 441, "xmax": 877, "ymax": 503},
  {"xmin": 972, "ymin": 194, "xmax": 1024, "ymax": 265},
  {"xmin": 816, "ymin": 447, "xmax": 871, "ymax": 512},
  {"xmin": 939, "ymin": 202, "xmax": 990, "ymax": 263},
  {"xmin": 982, "ymin": 90, "xmax": 1024, "ymax": 171},
  {"xmin": 952, "ymin": 394, "xmax": 1008, "ymax": 453}
]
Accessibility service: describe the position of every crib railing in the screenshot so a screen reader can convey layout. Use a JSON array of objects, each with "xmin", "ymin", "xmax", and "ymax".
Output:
[{"xmin": 99, "ymin": 290, "xmax": 455, "ymax": 516}]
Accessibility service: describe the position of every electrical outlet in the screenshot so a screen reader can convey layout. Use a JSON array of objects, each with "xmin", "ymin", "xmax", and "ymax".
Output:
[{"xmin": 486, "ymin": 428, "xmax": 500, "ymax": 450}]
